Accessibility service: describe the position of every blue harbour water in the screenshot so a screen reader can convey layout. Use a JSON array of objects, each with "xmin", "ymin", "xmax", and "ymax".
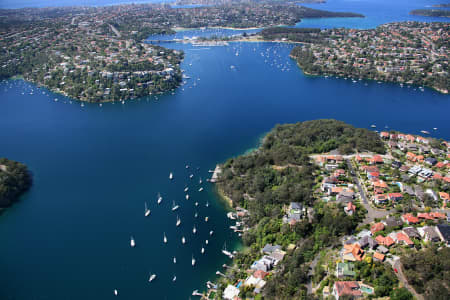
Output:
[
  {"xmin": 298, "ymin": 0, "xmax": 450, "ymax": 29},
  {"xmin": 0, "ymin": 1, "xmax": 449, "ymax": 299}
]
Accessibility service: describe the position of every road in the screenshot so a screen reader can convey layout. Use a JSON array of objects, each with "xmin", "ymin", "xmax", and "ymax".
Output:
[
  {"xmin": 345, "ymin": 159, "xmax": 393, "ymax": 224},
  {"xmin": 389, "ymin": 258, "xmax": 423, "ymax": 300}
]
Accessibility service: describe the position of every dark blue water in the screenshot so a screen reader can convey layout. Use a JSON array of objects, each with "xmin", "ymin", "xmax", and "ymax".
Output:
[
  {"xmin": 298, "ymin": 0, "xmax": 449, "ymax": 29},
  {"xmin": 1, "ymin": 1, "xmax": 450, "ymax": 300}
]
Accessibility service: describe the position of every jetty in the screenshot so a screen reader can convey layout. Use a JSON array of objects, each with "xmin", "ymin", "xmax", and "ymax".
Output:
[{"xmin": 210, "ymin": 165, "xmax": 222, "ymax": 183}]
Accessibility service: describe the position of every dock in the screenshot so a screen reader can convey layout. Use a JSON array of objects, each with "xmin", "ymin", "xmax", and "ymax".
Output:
[{"xmin": 210, "ymin": 165, "xmax": 222, "ymax": 183}]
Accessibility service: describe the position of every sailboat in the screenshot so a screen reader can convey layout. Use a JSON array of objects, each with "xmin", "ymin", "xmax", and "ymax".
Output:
[
  {"xmin": 194, "ymin": 212, "xmax": 198, "ymax": 218},
  {"xmin": 189, "ymin": 174, "xmax": 194, "ymax": 179},
  {"xmin": 157, "ymin": 193, "xmax": 162, "ymax": 204},
  {"xmin": 205, "ymin": 201, "xmax": 209, "ymax": 207},
  {"xmin": 198, "ymin": 187, "xmax": 203, "ymax": 192},
  {"xmin": 185, "ymin": 194, "xmax": 189, "ymax": 200},
  {"xmin": 169, "ymin": 172, "xmax": 173, "ymax": 180},
  {"xmin": 164, "ymin": 232, "xmax": 167, "ymax": 244},
  {"xmin": 201, "ymin": 247, "xmax": 205, "ymax": 254},
  {"xmin": 172, "ymin": 200, "xmax": 179, "ymax": 211},
  {"xmin": 184, "ymin": 187, "xmax": 189, "ymax": 192},
  {"xmin": 172, "ymin": 275, "xmax": 177, "ymax": 282},
  {"xmin": 149, "ymin": 274, "xmax": 156, "ymax": 282},
  {"xmin": 182, "ymin": 236, "xmax": 186, "ymax": 244},
  {"xmin": 205, "ymin": 239, "xmax": 209, "ymax": 245},
  {"xmin": 130, "ymin": 236, "xmax": 136, "ymax": 247},
  {"xmin": 114, "ymin": 289, "xmax": 118, "ymax": 296},
  {"xmin": 192, "ymin": 255, "xmax": 196, "ymax": 266},
  {"xmin": 176, "ymin": 215, "xmax": 181, "ymax": 227},
  {"xmin": 209, "ymin": 230, "xmax": 214, "ymax": 236},
  {"xmin": 145, "ymin": 202, "xmax": 151, "ymax": 217},
  {"xmin": 199, "ymin": 178, "xmax": 202, "ymax": 184},
  {"xmin": 222, "ymin": 242, "xmax": 234, "ymax": 258},
  {"xmin": 205, "ymin": 216, "xmax": 209, "ymax": 222},
  {"xmin": 193, "ymin": 225, "xmax": 197, "ymax": 234},
  {"xmin": 173, "ymin": 257, "xmax": 177, "ymax": 264},
  {"xmin": 195, "ymin": 202, "xmax": 198, "ymax": 206}
]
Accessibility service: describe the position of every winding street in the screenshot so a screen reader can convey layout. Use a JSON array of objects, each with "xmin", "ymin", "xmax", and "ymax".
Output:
[{"xmin": 345, "ymin": 159, "xmax": 393, "ymax": 224}]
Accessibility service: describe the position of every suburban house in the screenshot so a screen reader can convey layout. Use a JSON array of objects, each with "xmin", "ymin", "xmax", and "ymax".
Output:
[
  {"xmin": 335, "ymin": 262, "xmax": 356, "ymax": 278},
  {"xmin": 282, "ymin": 202, "xmax": 306, "ymax": 224},
  {"xmin": 223, "ymin": 284, "xmax": 240, "ymax": 300},
  {"xmin": 401, "ymin": 213, "xmax": 420, "ymax": 225},
  {"xmin": 373, "ymin": 194, "xmax": 388, "ymax": 205},
  {"xmin": 344, "ymin": 202, "xmax": 356, "ymax": 215},
  {"xmin": 333, "ymin": 281, "xmax": 363, "ymax": 300},
  {"xmin": 402, "ymin": 227, "xmax": 421, "ymax": 239},
  {"xmin": 388, "ymin": 193, "xmax": 403, "ymax": 202},
  {"xmin": 436, "ymin": 224, "xmax": 450, "ymax": 246},
  {"xmin": 418, "ymin": 226, "xmax": 440, "ymax": 242},
  {"xmin": 371, "ymin": 223, "xmax": 385, "ymax": 235}
]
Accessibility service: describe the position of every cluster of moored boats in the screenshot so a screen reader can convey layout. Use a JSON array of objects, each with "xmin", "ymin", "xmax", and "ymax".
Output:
[{"xmin": 126, "ymin": 165, "xmax": 215, "ymax": 291}]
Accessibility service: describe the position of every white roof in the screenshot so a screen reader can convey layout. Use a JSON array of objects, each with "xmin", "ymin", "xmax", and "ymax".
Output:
[
  {"xmin": 245, "ymin": 275, "xmax": 260, "ymax": 287},
  {"xmin": 223, "ymin": 285, "xmax": 240, "ymax": 300}
]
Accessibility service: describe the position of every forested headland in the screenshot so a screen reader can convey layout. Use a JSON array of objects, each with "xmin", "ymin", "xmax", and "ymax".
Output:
[
  {"xmin": 214, "ymin": 119, "xmax": 383, "ymax": 298},
  {"xmin": 0, "ymin": 158, "xmax": 32, "ymax": 208}
]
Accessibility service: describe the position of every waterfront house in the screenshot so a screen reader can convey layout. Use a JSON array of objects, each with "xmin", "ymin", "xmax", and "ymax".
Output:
[
  {"xmin": 262, "ymin": 244, "xmax": 282, "ymax": 255},
  {"xmin": 223, "ymin": 284, "xmax": 240, "ymax": 300}
]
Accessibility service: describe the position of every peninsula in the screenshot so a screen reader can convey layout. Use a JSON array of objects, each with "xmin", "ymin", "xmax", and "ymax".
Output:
[
  {"xmin": 289, "ymin": 22, "xmax": 449, "ymax": 94},
  {"xmin": 0, "ymin": 2, "xmax": 363, "ymax": 102},
  {"xmin": 410, "ymin": 9, "xmax": 450, "ymax": 18},
  {"xmin": 205, "ymin": 119, "xmax": 450, "ymax": 299},
  {"xmin": 0, "ymin": 158, "xmax": 32, "ymax": 209}
]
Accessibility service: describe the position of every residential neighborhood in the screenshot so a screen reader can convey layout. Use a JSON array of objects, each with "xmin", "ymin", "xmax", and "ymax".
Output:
[
  {"xmin": 209, "ymin": 127, "xmax": 449, "ymax": 299},
  {"xmin": 291, "ymin": 22, "xmax": 449, "ymax": 94}
]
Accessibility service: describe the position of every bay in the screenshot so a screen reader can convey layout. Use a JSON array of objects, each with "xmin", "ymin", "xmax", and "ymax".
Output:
[{"xmin": 1, "ymin": 1, "xmax": 450, "ymax": 299}]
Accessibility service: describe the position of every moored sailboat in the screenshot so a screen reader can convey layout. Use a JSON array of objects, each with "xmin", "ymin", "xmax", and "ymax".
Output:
[{"xmin": 145, "ymin": 202, "xmax": 151, "ymax": 217}]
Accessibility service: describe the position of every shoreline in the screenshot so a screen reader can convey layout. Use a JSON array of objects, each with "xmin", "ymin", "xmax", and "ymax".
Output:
[
  {"xmin": 5, "ymin": 77, "xmax": 182, "ymax": 103},
  {"xmin": 172, "ymin": 26, "xmax": 264, "ymax": 32},
  {"xmin": 291, "ymin": 56, "xmax": 449, "ymax": 95}
]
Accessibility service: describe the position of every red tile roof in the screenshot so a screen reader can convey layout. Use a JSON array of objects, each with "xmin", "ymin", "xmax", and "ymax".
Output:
[
  {"xmin": 253, "ymin": 270, "xmax": 268, "ymax": 279},
  {"xmin": 402, "ymin": 213, "xmax": 419, "ymax": 224},
  {"xmin": 373, "ymin": 252, "xmax": 385, "ymax": 261},
  {"xmin": 334, "ymin": 281, "xmax": 363, "ymax": 297},
  {"xmin": 371, "ymin": 223, "xmax": 385, "ymax": 234},
  {"xmin": 396, "ymin": 232, "xmax": 414, "ymax": 245},
  {"xmin": 417, "ymin": 213, "xmax": 434, "ymax": 220}
]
